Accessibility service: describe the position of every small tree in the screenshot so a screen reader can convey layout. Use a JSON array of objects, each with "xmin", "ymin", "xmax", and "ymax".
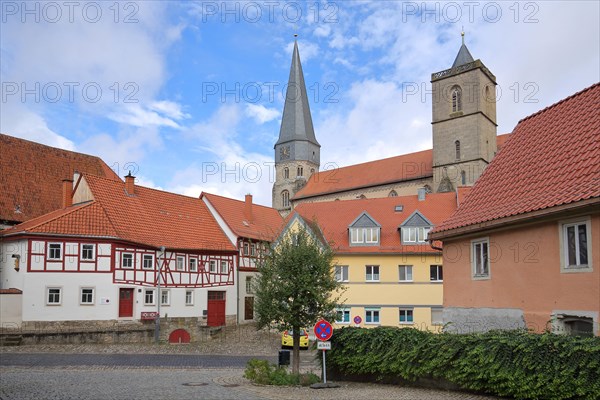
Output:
[{"xmin": 254, "ymin": 223, "xmax": 344, "ymax": 374}]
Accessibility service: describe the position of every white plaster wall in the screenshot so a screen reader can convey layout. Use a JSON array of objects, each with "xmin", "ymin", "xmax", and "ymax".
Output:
[
  {"xmin": 0, "ymin": 294, "xmax": 22, "ymax": 327},
  {"xmin": 0, "ymin": 240, "xmax": 27, "ymax": 290}
]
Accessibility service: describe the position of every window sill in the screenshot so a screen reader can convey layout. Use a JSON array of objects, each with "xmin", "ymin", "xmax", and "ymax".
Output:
[
  {"xmin": 561, "ymin": 265, "xmax": 593, "ymax": 273},
  {"xmin": 430, "ymin": 280, "xmax": 443, "ymax": 284},
  {"xmin": 399, "ymin": 281, "xmax": 413, "ymax": 283},
  {"xmin": 472, "ymin": 274, "xmax": 490, "ymax": 280},
  {"xmin": 399, "ymin": 322, "xmax": 414, "ymax": 325}
]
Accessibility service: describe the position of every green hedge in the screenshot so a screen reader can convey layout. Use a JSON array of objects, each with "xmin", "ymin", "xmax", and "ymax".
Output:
[{"xmin": 327, "ymin": 327, "xmax": 600, "ymax": 399}]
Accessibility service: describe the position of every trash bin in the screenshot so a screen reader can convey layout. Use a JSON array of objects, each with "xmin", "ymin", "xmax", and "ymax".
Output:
[{"xmin": 278, "ymin": 350, "xmax": 290, "ymax": 366}]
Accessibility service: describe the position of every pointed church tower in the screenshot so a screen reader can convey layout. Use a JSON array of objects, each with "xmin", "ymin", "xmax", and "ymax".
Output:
[
  {"xmin": 272, "ymin": 40, "xmax": 320, "ymax": 215},
  {"xmin": 431, "ymin": 32, "xmax": 497, "ymax": 192}
]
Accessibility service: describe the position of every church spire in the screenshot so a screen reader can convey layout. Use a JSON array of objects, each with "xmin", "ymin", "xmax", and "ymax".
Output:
[
  {"xmin": 275, "ymin": 40, "xmax": 319, "ymax": 147},
  {"xmin": 452, "ymin": 30, "xmax": 474, "ymax": 68}
]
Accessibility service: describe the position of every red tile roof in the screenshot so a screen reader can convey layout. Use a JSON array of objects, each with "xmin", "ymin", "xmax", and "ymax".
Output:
[
  {"xmin": 430, "ymin": 83, "xmax": 600, "ymax": 238},
  {"xmin": 293, "ymin": 135, "xmax": 510, "ymax": 200},
  {"xmin": 2, "ymin": 174, "xmax": 236, "ymax": 252},
  {"xmin": 201, "ymin": 193, "xmax": 284, "ymax": 242},
  {"xmin": 0, "ymin": 133, "xmax": 120, "ymax": 224},
  {"xmin": 291, "ymin": 191, "xmax": 464, "ymax": 254}
]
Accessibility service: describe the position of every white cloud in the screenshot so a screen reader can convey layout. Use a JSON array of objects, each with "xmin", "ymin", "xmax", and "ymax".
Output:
[
  {"xmin": 109, "ymin": 104, "xmax": 182, "ymax": 129},
  {"xmin": 150, "ymin": 101, "xmax": 190, "ymax": 120},
  {"xmin": 285, "ymin": 40, "xmax": 319, "ymax": 64},
  {"xmin": 0, "ymin": 103, "xmax": 75, "ymax": 150},
  {"xmin": 245, "ymin": 104, "xmax": 280, "ymax": 124},
  {"xmin": 169, "ymin": 105, "xmax": 275, "ymax": 206}
]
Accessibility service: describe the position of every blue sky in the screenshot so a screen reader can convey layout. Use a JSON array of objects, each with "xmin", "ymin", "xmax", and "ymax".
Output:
[{"xmin": 1, "ymin": 1, "xmax": 599, "ymax": 206}]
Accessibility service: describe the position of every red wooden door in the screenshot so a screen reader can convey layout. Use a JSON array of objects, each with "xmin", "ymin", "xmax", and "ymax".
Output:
[
  {"xmin": 207, "ymin": 291, "xmax": 226, "ymax": 327},
  {"xmin": 119, "ymin": 288, "xmax": 134, "ymax": 317}
]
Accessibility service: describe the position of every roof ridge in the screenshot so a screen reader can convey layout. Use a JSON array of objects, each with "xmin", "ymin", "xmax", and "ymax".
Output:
[
  {"xmin": 85, "ymin": 173, "xmax": 206, "ymax": 201},
  {"xmin": 517, "ymin": 82, "xmax": 600, "ymax": 125},
  {"xmin": 202, "ymin": 192, "xmax": 277, "ymax": 212},
  {"xmin": 0, "ymin": 133, "xmax": 107, "ymax": 163}
]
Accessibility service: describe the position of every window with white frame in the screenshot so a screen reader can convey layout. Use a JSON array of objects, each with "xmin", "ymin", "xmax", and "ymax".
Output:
[
  {"xmin": 243, "ymin": 242, "xmax": 249, "ymax": 256},
  {"xmin": 334, "ymin": 265, "xmax": 349, "ymax": 282},
  {"xmin": 365, "ymin": 308, "xmax": 380, "ymax": 324},
  {"xmin": 430, "ymin": 265, "xmax": 443, "ymax": 282},
  {"xmin": 365, "ymin": 265, "xmax": 380, "ymax": 282},
  {"xmin": 431, "ymin": 307, "xmax": 443, "ymax": 325},
  {"xmin": 561, "ymin": 219, "xmax": 592, "ymax": 270},
  {"xmin": 209, "ymin": 260, "xmax": 217, "ymax": 273},
  {"xmin": 185, "ymin": 290, "xmax": 194, "ymax": 305},
  {"xmin": 48, "ymin": 243, "xmax": 63, "ymax": 260},
  {"xmin": 250, "ymin": 243, "xmax": 256, "ymax": 256},
  {"xmin": 350, "ymin": 227, "xmax": 380, "ymax": 245},
  {"xmin": 189, "ymin": 258, "xmax": 198, "ymax": 272},
  {"xmin": 142, "ymin": 254, "xmax": 154, "ymax": 269},
  {"xmin": 144, "ymin": 289, "xmax": 155, "ymax": 305},
  {"xmin": 160, "ymin": 289, "xmax": 170, "ymax": 306},
  {"xmin": 46, "ymin": 287, "xmax": 62, "ymax": 305},
  {"xmin": 401, "ymin": 226, "xmax": 431, "ymax": 244},
  {"xmin": 472, "ymin": 239, "xmax": 489, "ymax": 278},
  {"xmin": 246, "ymin": 276, "xmax": 253, "ymax": 294},
  {"xmin": 80, "ymin": 287, "xmax": 94, "ymax": 305},
  {"xmin": 176, "ymin": 256, "xmax": 185, "ymax": 271},
  {"xmin": 399, "ymin": 308, "xmax": 414, "ymax": 324},
  {"xmin": 122, "ymin": 253, "xmax": 133, "ymax": 268},
  {"xmin": 399, "ymin": 265, "xmax": 413, "ymax": 282},
  {"xmin": 336, "ymin": 308, "xmax": 350, "ymax": 324},
  {"xmin": 221, "ymin": 260, "xmax": 228, "ymax": 273},
  {"xmin": 81, "ymin": 244, "xmax": 95, "ymax": 260}
]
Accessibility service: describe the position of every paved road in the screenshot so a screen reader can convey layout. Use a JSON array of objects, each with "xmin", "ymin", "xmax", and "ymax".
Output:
[
  {"xmin": 0, "ymin": 353, "xmax": 275, "ymax": 368},
  {"xmin": 0, "ymin": 351, "xmax": 499, "ymax": 400}
]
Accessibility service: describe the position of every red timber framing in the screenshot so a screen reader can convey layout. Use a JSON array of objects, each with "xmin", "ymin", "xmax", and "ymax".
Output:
[
  {"xmin": 237, "ymin": 238, "xmax": 268, "ymax": 272},
  {"xmin": 26, "ymin": 238, "xmax": 111, "ymax": 273},
  {"xmin": 113, "ymin": 246, "xmax": 236, "ymax": 288}
]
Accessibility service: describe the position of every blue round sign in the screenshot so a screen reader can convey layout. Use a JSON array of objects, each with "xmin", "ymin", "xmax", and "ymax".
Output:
[{"xmin": 353, "ymin": 315, "xmax": 362, "ymax": 324}]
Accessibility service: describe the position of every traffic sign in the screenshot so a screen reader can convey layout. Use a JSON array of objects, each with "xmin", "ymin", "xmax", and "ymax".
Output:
[
  {"xmin": 317, "ymin": 341, "xmax": 331, "ymax": 350},
  {"xmin": 353, "ymin": 315, "xmax": 362, "ymax": 324},
  {"xmin": 314, "ymin": 319, "xmax": 333, "ymax": 341}
]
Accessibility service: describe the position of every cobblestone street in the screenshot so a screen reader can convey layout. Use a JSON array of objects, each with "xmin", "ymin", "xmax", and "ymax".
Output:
[{"xmin": 0, "ymin": 325, "xmax": 499, "ymax": 400}]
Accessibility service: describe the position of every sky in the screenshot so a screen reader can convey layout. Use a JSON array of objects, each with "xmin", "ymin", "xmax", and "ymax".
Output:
[{"xmin": 1, "ymin": 1, "xmax": 599, "ymax": 207}]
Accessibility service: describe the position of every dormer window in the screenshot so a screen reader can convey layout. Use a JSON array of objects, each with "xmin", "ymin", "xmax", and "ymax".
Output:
[
  {"xmin": 400, "ymin": 211, "xmax": 433, "ymax": 245},
  {"xmin": 349, "ymin": 212, "xmax": 381, "ymax": 246}
]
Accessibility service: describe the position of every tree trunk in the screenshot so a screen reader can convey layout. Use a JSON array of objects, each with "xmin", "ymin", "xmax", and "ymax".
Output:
[{"xmin": 292, "ymin": 327, "xmax": 300, "ymax": 374}]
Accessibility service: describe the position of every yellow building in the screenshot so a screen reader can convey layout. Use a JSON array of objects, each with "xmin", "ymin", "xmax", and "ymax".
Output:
[{"xmin": 287, "ymin": 190, "xmax": 468, "ymax": 330}]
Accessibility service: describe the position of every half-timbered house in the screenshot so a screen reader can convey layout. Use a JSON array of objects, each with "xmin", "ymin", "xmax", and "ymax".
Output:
[{"xmin": 0, "ymin": 173, "xmax": 238, "ymax": 339}]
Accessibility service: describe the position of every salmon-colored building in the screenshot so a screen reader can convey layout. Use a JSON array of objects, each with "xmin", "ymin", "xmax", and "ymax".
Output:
[{"xmin": 429, "ymin": 83, "xmax": 600, "ymax": 336}]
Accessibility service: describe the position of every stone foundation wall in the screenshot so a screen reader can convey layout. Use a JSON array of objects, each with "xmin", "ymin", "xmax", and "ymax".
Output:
[{"xmin": 3, "ymin": 314, "xmax": 240, "ymax": 345}]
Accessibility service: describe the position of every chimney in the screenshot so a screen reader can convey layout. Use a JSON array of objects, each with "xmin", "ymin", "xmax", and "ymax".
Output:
[
  {"xmin": 125, "ymin": 172, "xmax": 135, "ymax": 195},
  {"xmin": 417, "ymin": 187, "xmax": 427, "ymax": 201},
  {"xmin": 244, "ymin": 194, "xmax": 254, "ymax": 223},
  {"xmin": 62, "ymin": 179, "xmax": 74, "ymax": 208}
]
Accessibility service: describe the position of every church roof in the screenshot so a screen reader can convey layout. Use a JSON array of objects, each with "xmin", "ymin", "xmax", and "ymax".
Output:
[
  {"xmin": 2, "ymin": 174, "xmax": 237, "ymax": 253},
  {"xmin": 430, "ymin": 83, "xmax": 600, "ymax": 239},
  {"xmin": 0, "ymin": 133, "xmax": 120, "ymax": 224},
  {"xmin": 452, "ymin": 43, "xmax": 475, "ymax": 68},
  {"xmin": 275, "ymin": 41, "xmax": 319, "ymax": 147},
  {"xmin": 292, "ymin": 134, "xmax": 510, "ymax": 201}
]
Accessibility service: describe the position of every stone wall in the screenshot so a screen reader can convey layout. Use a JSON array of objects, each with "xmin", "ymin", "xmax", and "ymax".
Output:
[{"xmin": 443, "ymin": 307, "xmax": 526, "ymax": 333}]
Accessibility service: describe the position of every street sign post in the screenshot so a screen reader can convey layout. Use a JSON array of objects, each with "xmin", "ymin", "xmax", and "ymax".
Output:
[{"xmin": 314, "ymin": 319, "xmax": 334, "ymax": 383}]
